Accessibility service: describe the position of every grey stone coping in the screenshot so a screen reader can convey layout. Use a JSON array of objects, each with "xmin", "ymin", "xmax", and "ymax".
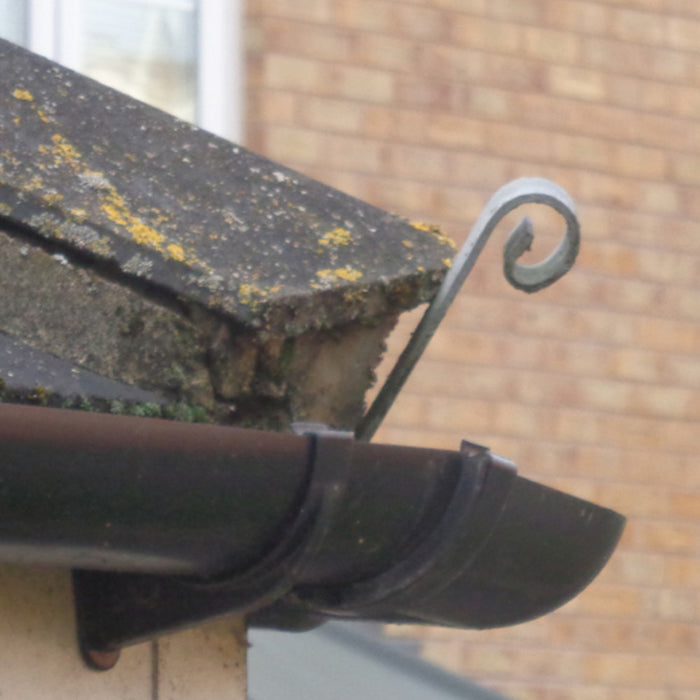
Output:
[
  {"xmin": 0, "ymin": 39, "xmax": 453, "ymax": 335},
  {"xmin": 0, "ymin": 331, "xmax": 165, "ymax": 409}
]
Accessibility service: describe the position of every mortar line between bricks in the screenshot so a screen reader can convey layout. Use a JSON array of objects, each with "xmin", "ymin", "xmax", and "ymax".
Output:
[
  {"xmin": 378, "ymin": 357, "xmax": 700, "ymax": 398},
  {"xmin": 375, "ymin": 435, "xmax": 700, "ymax": 495},
  {"xmin": 413, "ymin": 635, "xmax": 700, "ymax": 659},
  {"xmin": 257, "ymin": 2, "xmax": 700, "ymax": 73},
  {"xmin": 388, "ymin": 382, "xmax": 700, "ymax": 425},
  {"xmin": 255, "ymin": 116, "xmax": 700, "ymax": 195},
  {"xmin": 383, "ymin": 383, "xmax": 700, "ymax": 425},
  {"xmin": 257, "ymin": 64, "xmax": 700, "ymax": 140},
  {"xmin": 543, "ymin": 603, "xmax": 700, "ymax": 618},
  {"xmin": 443, "ymin": 287, "xmax": 700, "ymax": 329},
  {"xmin": 269, "ymin": 0, "xmax": 700, "ymax": 33},
  {"xmin": 480, "ymin": 676, "xmax": 700, "ymax": 693},
  {"xmin": 253, "ymin": 141, "xmax": 700, "ymax": 225},
  {"xmin": 431, "ymin": 667, "xmax": 700, "ymax": 692},
  {"xmin": 421, "ymin": 393, "xmax": 700, "ymax": 426},
  {"xmin": 377, "ymin": 428, "xmax": 700, "ymax": 473},
  {"xmin": 255, "ymin": 0, "xmax": 700, "ymax": 29},
  {"xmin": 384, "ymin": 321, "xmax": 700, "ymax": 364},
  {"xmin": 433, "ymin": 330, "xmax": 700, "ymax": 365},
  {"xmin": 389, "ymin": 406, "xmax": 700, "ymax": 441},
  {"xmin": 382, "ymin": 416, "xmax": 700, "ymax": 458},
  {"xmin": 255, "ymin": 96, "xmax": 679, "ymax": 168},
  {"xmin": 253, "ymin": 64, "xmax": 700, "ymax": 158},
  {"xmin": 440, "ymin": 320, "xmax": 698, "ymax": 360}
]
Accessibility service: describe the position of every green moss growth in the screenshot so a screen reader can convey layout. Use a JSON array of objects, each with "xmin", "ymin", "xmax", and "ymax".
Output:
[
  {"xmin": 278, "ymin": 337, "xmax": 296, "ymax": 376},
  {"xmin": 127, "ymin": 402, "xmax": 161, "ymax": 418},
  {"xmin": 163, "ymin": 364, "xmax": 188, "ymax": 391},
  {"xmin": 110, "ymin": 400, "xmax": 126, "ymax": 415},
  {"xmin": 0, "ymin": 374, "xmax": 211, "ymax": 424},
  {"xmin": 28, "ymin": 385, "xmax": 51, "ymax": 406},
  {"xmin": 162, "ymin": 401, "xmax": 210, "ymax": 423},
  {"xmin": 78, "ymin": 397, "xmax": 94, "ymax": 412}
]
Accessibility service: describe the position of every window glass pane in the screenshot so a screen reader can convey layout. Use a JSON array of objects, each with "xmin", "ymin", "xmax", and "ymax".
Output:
[
  {"xmin": 0, "ymin": 0, "xmax": 27, "ymax": 45},
  {"xmin": 73, "ymin": 0, "xmax": 197, "ymax": 122}
]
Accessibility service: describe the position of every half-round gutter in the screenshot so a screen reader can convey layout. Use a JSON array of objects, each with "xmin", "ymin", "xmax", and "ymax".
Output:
[{"xmin": 0, "ymin": 403, "xmax": 624, "ymax": 668}]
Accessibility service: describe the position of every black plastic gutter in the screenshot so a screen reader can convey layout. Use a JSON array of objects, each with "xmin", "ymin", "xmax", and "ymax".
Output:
[{"xmin": 0, "ymin": 403, "xmax": 624, "ymax": 669}]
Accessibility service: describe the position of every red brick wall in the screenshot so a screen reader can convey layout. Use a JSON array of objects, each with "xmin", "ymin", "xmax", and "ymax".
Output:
[{"xmin": 245, "ymin": 1, "xmax": 700, "ymax": 697}]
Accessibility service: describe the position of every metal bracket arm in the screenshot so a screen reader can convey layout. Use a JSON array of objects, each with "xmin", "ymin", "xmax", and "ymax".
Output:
[{"xmin": 356, "ymin": 177, "xmax": 581, "ymax": 442}]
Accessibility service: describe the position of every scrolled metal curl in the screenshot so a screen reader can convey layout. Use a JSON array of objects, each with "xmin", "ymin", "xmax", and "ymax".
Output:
[{"xmin": 355, "ymin": 177, "xmax": 581, "ymax": 442}]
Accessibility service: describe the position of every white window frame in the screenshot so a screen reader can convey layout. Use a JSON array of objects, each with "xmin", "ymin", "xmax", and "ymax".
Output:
[{"xmin": 24, "ymin": 0, "xmax": 243, "ymax": 142}]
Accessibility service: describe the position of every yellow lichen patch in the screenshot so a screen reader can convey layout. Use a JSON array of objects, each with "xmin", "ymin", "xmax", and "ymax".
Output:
[
  {"xmin": 318, "ymin": 227, "xmax": 353, "ymax": 247},
  {"xmin": 402, "ymin": 240, "xmax": 414, "ymax": 248},
  {"xmin": 50, "ymin": 134, "xmax": 82, "ymax": 165},
  {"xmin": 167, "ymin": 244, "xmax": 186, "ymax": 262},
  {"xmin": 100, "ymin": 189, "xmax": 164, "ymax": 249},
  {"xmin": 317, "ymin": 267, "xmax": 363, "ymax": 283},
  {"xmin": 41, "ymin": 192, "xmax": 64, "ymax": 206},
  {"xmin": 89, "ymin": 236, "xmax": 114, "ymax": 257},
  {"xmin": 25, "ymin": 174, "xmax": 44, "ymax": 190},
  {"xmin": 100, "ymin": 203, "xmax": 127, "ymax": 226},
  {"xmin": 96, "ymin": 189, "xmax": 204, "ymax": 268},
  {"xmin": 238, "ymin": 283, "xmax": 267, "ymax": 306},
  {"xmin": 410, "ymin": 221, "xmax": 457, "ymax": 250},
  {"xmin": 342, "ymin": 288, "xmax": 366, "ymax": 304},
  {"xmin": 335, "ymin": 267, "xmax": 363, "ymax": 281},
  {"xmin": 0, "ymin": 203, "xmax": 12, "ymax": 216},
  {"xmin": 38, "ymin": 134, "xmax": 83, "ymax": 167},
  {"xmin": 1, "ymin": 149, "xmax": 18, "ymax": 167},
  {"xmin": 9, "ymin": 125, "xmax": 209, "ymax": 273},
  {"xmin": 435, "ymin": 231, "xmax": 456, "ymax": 249},
  {"xmin": 100, "ymin": 191, "xmax": 129, "ymax": 227},
  {"xmin": 442, "ymin": 258, "xmax": 453, "ymax": 268},
  {"xmin": 152, "ymin": 212, "xmax": 170, "ymax": 226},
  {"xmin": 130, "ymin": 222, "xmax": 164, "ymax": 248},
  {"xmin": 12, "ymin": 116, "xmax": 20, "ymax": 125},
  {"xmin": 12, "ymin": 88, "xmax": 33, "ymax": 101},
  {"xmin": 36, "ymin": 108, "xmax": 51, "ymax": 124}
]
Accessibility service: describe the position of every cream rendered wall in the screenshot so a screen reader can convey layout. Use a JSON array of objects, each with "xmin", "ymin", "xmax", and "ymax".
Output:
[{"xmin": 0, "ymin": 565, "xmax": 246, "ymax": 699}]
